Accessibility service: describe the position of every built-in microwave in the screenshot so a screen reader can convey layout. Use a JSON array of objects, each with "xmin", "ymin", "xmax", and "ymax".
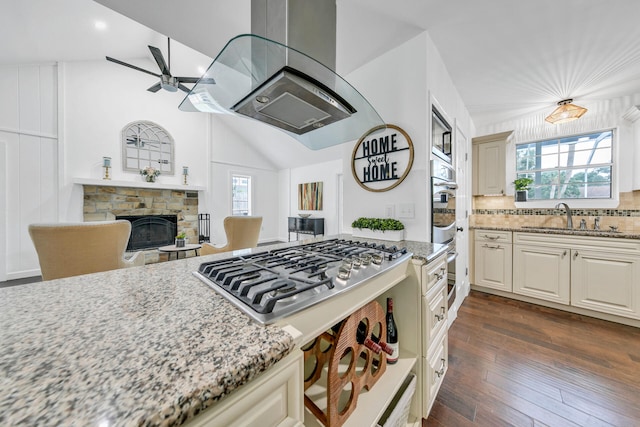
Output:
[{"xmin": 431, "ymin": 106, "xmax": 453, "ymax": 164}]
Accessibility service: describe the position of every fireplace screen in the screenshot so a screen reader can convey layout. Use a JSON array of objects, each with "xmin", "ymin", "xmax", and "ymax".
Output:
[{"xmin": 117, "ymin": 215, "xmax": 178, "ymax": 250}]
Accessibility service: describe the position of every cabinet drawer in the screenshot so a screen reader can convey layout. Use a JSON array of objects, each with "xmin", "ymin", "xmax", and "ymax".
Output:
[
  {"xmin": 475, "ymin": 229, "xmax": 512, "ymax": 243},
  {"xmin": 423, "ymin": 283, "xmax": 448, "ymax": 354},
  {"xmin": 422, "ymin": 256, "xmax": 447, "ymax": 294},
  {"xmin": 423, "ymin": 329, "xmax": 448, "ymax": 417},
  {"xmin": 183, "ymin": 351, "xmax": 303, "ymax": 427}
]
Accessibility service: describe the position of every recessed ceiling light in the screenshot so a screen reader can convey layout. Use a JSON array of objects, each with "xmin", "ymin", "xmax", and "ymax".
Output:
[{"xmin": 94, "ymin": 21, "xmax": 107, "ymax": 31}]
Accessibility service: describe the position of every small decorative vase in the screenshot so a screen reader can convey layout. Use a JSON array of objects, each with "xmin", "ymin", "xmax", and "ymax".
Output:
[
  {"xmin": 145, "ymin": 175, "xmax": 156, "ymax": 183},
  {"xmin": 175, "ymin": 238, "xmax": 186, "ymax": 248}
]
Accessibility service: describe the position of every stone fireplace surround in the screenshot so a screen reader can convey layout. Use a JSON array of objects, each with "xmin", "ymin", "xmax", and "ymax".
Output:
[{"xmin": 81, "ymin": 184, "xmax": 199, "ymax": 263}]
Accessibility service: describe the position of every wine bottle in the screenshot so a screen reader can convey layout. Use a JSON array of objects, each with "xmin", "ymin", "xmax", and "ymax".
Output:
[
  {"xmin": 386, "ymin": 298, "xmax": 399, "ymax": 364},
  {"xmin": 356, "ymin": 321, "xmax": 382, "ymax": 354},
  {"xmin": 370, "ymin": 329, "xmax": 394, "ymax": 356}
]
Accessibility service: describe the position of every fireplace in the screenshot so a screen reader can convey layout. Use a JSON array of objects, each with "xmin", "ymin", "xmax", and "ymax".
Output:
[{"xmin": 117, "ymin": 215, "xmax": 178, "ymax": 251}]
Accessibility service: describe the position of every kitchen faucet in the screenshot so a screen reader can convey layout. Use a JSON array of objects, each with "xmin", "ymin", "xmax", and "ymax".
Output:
[{"xmin": 555, "ymin": 202, "xmax": 573, "ymax": 229}]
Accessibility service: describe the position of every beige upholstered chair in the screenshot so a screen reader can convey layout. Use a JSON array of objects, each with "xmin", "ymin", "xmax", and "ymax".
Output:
[
  {"xmin": 200, "ymin": 216, "xmax": 263, "ymax": 255},
  {"xmin": 28, "ymin": 220, "xmax": 145, "ymax": 281}
]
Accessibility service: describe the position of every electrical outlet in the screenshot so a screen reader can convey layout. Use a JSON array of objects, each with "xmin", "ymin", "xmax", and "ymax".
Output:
[
  {"xmin": 385, "ymin": 205, "xmax": 395, "ymax": 218},
  {"xmin": 398, "ymin": 203, "xmax": 415, "ymax": 219}
]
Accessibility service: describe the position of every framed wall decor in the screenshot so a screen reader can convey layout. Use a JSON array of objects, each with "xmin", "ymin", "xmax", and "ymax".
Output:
[
  {"xmin": 121, "ymin": 120, "xmax": 175, "ymax": 174},
  {"xmin": 351, "ymin": 124, "xmax": 414, "ymax": 192},
  {"xmin": 298, "ymin": 182, "xmax": 323, "ymax": 210}
]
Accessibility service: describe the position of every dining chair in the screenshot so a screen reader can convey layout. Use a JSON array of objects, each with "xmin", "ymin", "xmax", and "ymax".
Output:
[
  {"xmin": 28, "ymin": 220, "xmax": 145, "ymax": 281},
  {"xmin": 200, "ymin": 216, "xmax": 263, "ymax": 255}
]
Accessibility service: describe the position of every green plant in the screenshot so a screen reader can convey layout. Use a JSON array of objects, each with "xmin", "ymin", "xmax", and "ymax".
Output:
[
  {"xmin": 351, "ymin": 217, "xmax": 404, "ymax": 231},
  {"xmin": 176, "ymin": 232, "xmax": 186, "ymax": 239},
  {"xmin": 513, "ymin": 177, "xmax": 534, "ymax": 191}
]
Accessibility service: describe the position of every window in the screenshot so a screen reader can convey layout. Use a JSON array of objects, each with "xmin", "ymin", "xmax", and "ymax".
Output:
[
  {"xmin": 515, "ymin": 130, "xmax": 613, "ymax": 200},
  {"xmin": 232, "ymin": 175, "xmax": 251, "ymax": 215}
]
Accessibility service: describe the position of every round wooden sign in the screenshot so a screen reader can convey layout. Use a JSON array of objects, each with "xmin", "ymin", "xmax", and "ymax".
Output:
[{"xmin": 351, "ymin": 124, "xmax": 414, "ymax": 192}]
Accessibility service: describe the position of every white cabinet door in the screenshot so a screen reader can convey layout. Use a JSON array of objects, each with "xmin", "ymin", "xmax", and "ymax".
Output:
[
  {"xmin": 513, "ymin": 244, "xmax": 570, "ymax": 304},
  {"xmin": 474, "ymin": 241, "xmax": 512, "ymax": 291},
  {"xmin": 571, "ymin": 250, "xmax": 640, "ymax": 319},
  {"xmin": 423, "ymin": 328, "xmax": 448, "ymax": 416}
]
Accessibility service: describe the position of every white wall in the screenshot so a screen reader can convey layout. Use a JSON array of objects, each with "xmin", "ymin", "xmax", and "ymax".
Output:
[
  {"xmin": 208, "ymin": 116, "xmax": 280, "ymax": 244},
  {"xmin": 0, "ymin": 64, "xmax": 59, "ymax": 280},
  {"xmin": 61, "ymin": 59, "xmax": 210, "ymax": 220},
  {"xmin": 342, "ymin": 33, "xmax": 429, "ymax": 241},
  {"xmin": 286, "ymin": 159, "xmax": 343, "ymax": 241}
]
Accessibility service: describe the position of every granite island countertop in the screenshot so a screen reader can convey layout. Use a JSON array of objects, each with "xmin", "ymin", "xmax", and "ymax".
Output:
[
  {"xmin": 0, "ymin": 252, "xmax": 296, "ymax": 427},
  {"xmin": 0, "ymin": 236, "xmax": 446, "ymax": 426}
]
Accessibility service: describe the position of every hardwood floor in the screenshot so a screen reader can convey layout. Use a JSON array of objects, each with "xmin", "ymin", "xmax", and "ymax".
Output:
[{"xmin": 424, "ymin": 290, "xmax": 640, "ymax": 427}]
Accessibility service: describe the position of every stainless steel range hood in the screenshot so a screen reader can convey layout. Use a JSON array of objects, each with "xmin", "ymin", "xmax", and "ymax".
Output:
[{"xmin": 179, "ymin": 0, "xmax": 384, "ymax": 150}]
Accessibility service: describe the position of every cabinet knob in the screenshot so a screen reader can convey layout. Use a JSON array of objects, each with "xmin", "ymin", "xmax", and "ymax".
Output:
[
  {"xmin": 573, "ymin": 251, "xmax": 579, "ymax": 260},
  {"xmin": 456, "ymin": 227, "xmax": 464, "ymax": 232}
]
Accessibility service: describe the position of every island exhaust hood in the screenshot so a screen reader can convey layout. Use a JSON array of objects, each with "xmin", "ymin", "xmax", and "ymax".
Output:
[{"xmin": 179, "ymin": 0, "xmax": 384, "ymax": 150}]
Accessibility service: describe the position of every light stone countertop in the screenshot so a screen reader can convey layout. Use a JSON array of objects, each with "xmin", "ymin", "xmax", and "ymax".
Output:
[
  {"xmin": 0, "ymin": 252, "xmax": 295, "ymax": 427},
  {"xmin": 471, "ymin": 225, "xmax": 640, "ymax": 240},
  {"xmin": 0, "ymin": 236, "xmax": 446, "ymax": 427}
]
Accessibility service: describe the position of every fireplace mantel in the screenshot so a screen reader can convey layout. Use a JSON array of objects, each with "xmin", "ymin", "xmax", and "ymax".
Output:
[{"xmin": 73, "ymin": 178, "xmax": 206, "ymax": 191}]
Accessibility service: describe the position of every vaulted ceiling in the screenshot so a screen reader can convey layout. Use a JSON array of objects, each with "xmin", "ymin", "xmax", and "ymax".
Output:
[{"xmin": 3, "ymin": 0, "xmax": 640, "ymax": 167}]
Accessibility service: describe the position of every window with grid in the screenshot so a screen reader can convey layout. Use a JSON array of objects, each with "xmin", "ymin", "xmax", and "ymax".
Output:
[
  {"xmin": 232, "ymin": 175, "xmax": 251, "ymax": 215},
  {"xmin": 515, "ymin": 130, "xmax": 613, "ymax": 200}
]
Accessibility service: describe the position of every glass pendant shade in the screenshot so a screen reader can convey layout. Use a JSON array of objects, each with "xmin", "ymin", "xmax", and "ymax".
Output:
[{"xmin": 545, "ymin": 99, "xmax": 588, "ymax": 124}]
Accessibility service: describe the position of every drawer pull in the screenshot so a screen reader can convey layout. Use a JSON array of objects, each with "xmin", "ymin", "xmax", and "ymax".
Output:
[
  {"xmin": 435, "ymin": 358, "xmax": 446, "ymax": 377},
  {"xmin": 482, "ymin": 244, "xmax": 501, "ymax": 249},
  {"xmin": 435, "ymin": 306, "xmax": 446, "ymax": 322},
  {"xmin": 434, "ymin": 267, "xmax": 446, "ymax": 281},
  {"xmin": 482, "ymin": 234, "xmax": 499, "ymax": 240}
]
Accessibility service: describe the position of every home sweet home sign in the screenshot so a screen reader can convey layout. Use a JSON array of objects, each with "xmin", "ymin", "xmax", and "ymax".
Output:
[{"xmin": 351, "ymin": 124, "xmax": 414, "ymax": 192}]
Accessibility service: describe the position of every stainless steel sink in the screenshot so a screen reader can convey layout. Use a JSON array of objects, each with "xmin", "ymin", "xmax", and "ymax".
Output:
[{"xmin": 520, "ymin": 226, "xmax": 620, "ymax": 233}]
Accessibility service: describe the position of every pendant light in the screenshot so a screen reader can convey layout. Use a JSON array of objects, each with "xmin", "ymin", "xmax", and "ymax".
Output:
[{"xmin": 545, "ymin": 99, "xmax": 588, "ymax": 124}]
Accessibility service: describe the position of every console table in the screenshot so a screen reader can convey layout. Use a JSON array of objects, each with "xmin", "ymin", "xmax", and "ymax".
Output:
[{"xmin": 288, "ymin": 217, "xmax": 324, "ymax": 242}]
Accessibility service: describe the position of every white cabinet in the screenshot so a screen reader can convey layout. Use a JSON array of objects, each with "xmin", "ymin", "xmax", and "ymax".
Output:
[
  {"xmin": 513, "ymin": 243, "xmax": 570, "ymax": 304},
  {"xmin": 472, "ymin": 131, "xmax": 513, "ymax": 196},
  {"xmin": 420, "ymin": 253, "xmax": 448, "ymax": 416},
  {"xmin": 474, "ymin": 230, "xmax": 512, "ymax": 292},
  {"xmin": 184, "ymin": 349, "xmax": 304, "ymax": 427},
  {"xmin": 513, "ymin": 232, "xmax": 640, "ymax": 320},
  {"xmin": 571, "ymin": 249, "xmax": 640, "ymax": 319}
]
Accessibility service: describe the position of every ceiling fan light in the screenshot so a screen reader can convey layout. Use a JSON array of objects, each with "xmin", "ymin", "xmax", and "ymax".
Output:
[{"xmin": 545, "ymin": 99, "xmax": 588, "ymax": 124}]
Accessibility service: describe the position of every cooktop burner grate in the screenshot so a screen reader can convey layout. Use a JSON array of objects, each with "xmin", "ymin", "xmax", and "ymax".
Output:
[{"xmin": 194, "ymin": 239, "xmax": 411, "ymax": 324}]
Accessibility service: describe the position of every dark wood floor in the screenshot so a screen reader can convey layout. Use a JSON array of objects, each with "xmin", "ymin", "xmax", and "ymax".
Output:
[{"xmin": 424, "ymin": 290, "xmax": 640, "ymax": 427}]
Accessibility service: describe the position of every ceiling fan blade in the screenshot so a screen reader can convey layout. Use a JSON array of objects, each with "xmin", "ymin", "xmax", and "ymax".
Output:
[
  {"xmin": 175, "ymin": 77, "xmax": 199, "ymax": 84},
  {"xmin": 176, "ymin": 77, "xmax": 216, "ymax": 85},
  {"xmin": 106, "ymin": 56, "xmax": 161, "ymax": 78},
  {"xmin": 148, "ymin": 45, "xmax": 170, "ymax": 76},
  {"xmin": 147, "ymin": 82, "xmax": 162, "ymax": 93},
  {"xmin": 177, "ymin": 83, "xmax": 191, "ymax": 93}
]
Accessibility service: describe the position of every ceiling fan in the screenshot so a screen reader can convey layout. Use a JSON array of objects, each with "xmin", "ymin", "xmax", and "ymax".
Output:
[{"xmin": 106, "ymin": 37, "xmax": 215, "ymax": 94}]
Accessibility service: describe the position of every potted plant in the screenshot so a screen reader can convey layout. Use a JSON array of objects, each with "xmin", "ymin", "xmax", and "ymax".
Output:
[
  {"xmin": 513, "ymin": 177, "xmax": 533, "ymax": 202},
  {"xmin": 351, "ymin": 217, "xmax": 405, "ymax": 242},
  {"xmin": 175, "ymin": 232, "xmax": 187, "ymax": 247}
]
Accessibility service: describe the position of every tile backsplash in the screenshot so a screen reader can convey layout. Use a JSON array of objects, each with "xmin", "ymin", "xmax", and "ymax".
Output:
[{"xmin": 471, "ymin": 191, "xmax": 640, "ymax": 233}]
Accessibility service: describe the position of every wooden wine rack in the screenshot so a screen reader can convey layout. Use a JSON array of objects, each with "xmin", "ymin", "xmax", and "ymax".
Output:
[{"xmin": 302, "ymin": 300, "xmax": 387, "ymax": 427}]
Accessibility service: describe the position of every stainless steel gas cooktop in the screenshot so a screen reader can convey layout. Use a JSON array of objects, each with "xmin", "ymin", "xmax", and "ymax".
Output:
[{"xmin": 194, "ymin": 239, "xmax": 412, "ymax": 325}]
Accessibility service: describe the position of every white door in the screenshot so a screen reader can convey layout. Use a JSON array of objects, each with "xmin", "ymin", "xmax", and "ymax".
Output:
[{"xmin": 455, "ymin": 124, "xmax": 469, "ymax": 301}]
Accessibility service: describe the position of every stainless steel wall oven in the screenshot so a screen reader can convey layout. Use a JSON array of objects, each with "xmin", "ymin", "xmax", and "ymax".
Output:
[{"xmin": 430, "ymin": 157, "xmax": 458, "ymax": 308}]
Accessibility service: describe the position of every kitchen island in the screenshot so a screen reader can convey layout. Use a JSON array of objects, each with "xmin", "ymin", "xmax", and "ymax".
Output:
[{"xmin": 0, "ymin": 236, "xmax": 447, "ymax": 426}]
